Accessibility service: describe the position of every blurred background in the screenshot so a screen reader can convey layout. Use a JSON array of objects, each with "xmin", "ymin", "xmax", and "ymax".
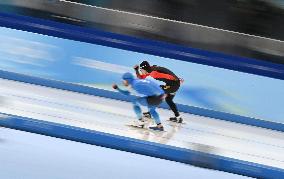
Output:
[
  {"xmin": 70, "ymin": 0, "xmax": 284, "ymax": 40},
  {"xmin": 0, "ymin": 0, "xmax": 283, "ymax": 64}
]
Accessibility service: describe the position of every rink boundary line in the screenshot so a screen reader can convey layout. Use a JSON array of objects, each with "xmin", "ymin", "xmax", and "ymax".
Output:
[
  {"xmin": 0, "ymin": 70, "xmax": 284, "ymax": 133},
  {"xmin": 0, "ymin": 12, "xmax": 284, "ymax": 80},
  {"xmin": 0, "ymin": 113, "xmax": 283, "ymax": 179}
]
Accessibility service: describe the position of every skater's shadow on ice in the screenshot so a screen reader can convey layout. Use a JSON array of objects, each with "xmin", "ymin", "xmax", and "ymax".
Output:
[
  {"xmin": 125, "ymin": 122, "xmax": 182, "ymax": 144},
  {"xmin": 157, "ymin": 123, "xmax": 182, "ymax": 144},
  {"xmin": 126, "ymin": 124, "xmax": 180, "ymax": 144}
]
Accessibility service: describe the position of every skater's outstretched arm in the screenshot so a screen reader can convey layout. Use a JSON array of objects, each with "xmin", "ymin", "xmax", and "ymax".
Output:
[
  {"xmin": 112, "ymin": 84, "xmax": 130, "ymax": 96},
  {"xmin": 134, "ymin": 65, "xmax": 148, "ymax": 79}
]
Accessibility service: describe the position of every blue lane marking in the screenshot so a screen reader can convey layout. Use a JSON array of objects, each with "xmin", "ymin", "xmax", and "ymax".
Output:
[{"xmin": 0, "ymin": 112, "xmax": 283, "ymax": 179}]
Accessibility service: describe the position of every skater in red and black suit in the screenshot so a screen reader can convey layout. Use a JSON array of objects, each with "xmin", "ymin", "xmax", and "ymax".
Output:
[{"xmin": 134, "ymin": 61, "xmax": 183, "ymax": 123}]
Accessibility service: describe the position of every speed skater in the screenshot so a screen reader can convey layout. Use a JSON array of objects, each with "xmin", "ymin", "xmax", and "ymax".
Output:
[
  {"xmin": 134, "ymin": 61, "xmax": 183, "ymax": 123},
  {"xmin": 112, "ymin": 72, "xmax": 166, "ymax": 131}
]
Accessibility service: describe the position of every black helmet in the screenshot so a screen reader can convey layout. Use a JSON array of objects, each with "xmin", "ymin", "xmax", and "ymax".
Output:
[{"xmin": 139, "ymin": 61, "xmax": 152, "ymax": 72}]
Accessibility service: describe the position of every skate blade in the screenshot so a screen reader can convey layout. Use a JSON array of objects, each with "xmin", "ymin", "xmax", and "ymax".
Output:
[
  {"xmin": 167, "ymin": 119, "xmax": 186, "ymax": 124},
  {"xmin": 126, "ymin": 124, "xmax": 145, "ymax": 129},
  {"xmin": 148, "ymin": 128, "xmax": 167, "ymax": 133},
  {"xmin": 126, "ymin": 124, "xmax": 166, "ymax": 132}
]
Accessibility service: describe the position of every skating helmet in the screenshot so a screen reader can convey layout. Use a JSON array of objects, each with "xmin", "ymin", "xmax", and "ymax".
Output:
[
  {"xmin": 122, "ymin": 72, "xmax": 135, "ymax": 82},
  {"xmin": 139, "ymin": 61, "xmax": 152, "ymax": 73}
]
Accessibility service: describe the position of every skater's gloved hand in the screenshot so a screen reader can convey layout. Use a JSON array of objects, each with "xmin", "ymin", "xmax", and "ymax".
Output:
[
  {"xmin": 160, "ymin": 85, "xmax": 169, "ymax": 90},
  {"xmin": 133, "ymin": 65, "xmax": 139, "ymax": 70},
  {"xmin": 179, "ymin": 78, "xmax": 184, "ymax": 84},
  {"xmin": 112, "ymin": 84, "xmax": 118, "ymax": 90},
  {"xmin": 162, "ymin": 94, "xmax": 168, "ymax": 99}
]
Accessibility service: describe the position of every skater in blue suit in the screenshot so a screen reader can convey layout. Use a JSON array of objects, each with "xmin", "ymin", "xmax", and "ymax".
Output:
[{"xmin": 112, "ymin": 72, "xmax": 165, "ymax": 131}]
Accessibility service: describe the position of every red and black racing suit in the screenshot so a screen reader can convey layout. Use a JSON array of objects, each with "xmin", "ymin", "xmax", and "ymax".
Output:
[{"xmin": 135, "ymin": 66, "xmax": 181, "ymax": 117}]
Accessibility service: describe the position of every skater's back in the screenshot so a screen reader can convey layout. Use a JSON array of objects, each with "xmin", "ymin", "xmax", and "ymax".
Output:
[
  {"xmin": 131, "ymin": 77, "xmax": 164, "ymax": 97},
  {"xmin": 121, "ymin": 72, "xmax": 164, "ymax": 97}
]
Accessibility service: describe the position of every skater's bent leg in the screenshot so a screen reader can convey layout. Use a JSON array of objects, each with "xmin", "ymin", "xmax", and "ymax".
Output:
[
  {"xmin": 133, "ymin": 99, "xmax": 143, "ymax": 120},
  {"xmin": 148, "ymin": 106, "xmax": 164, "ymax": 131},
  {"xmin": 148, "ymin": 106, "xmax": 161, "ymax": 125},
  {"xmin": 136, "ymin": 97, "xmax": 151, "ymax": 118},
  {"xmin": 136, "ymin": 97, "xmax": 148, "ymax": 106},
  {"xmin": 166, "ymin": 94, "xmax": 180, "ymax": 117},
  {"xmin": 133, "ymin": 97, "xmax": 149, "ymax": 120}
]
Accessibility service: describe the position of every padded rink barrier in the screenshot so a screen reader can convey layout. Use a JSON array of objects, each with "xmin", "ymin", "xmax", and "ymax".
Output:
[{"xmin": 0, "ymin": 113, "xmax": 284, "ymax": 179}]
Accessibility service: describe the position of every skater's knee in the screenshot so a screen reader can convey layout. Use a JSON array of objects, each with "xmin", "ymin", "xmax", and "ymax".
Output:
[
  {"xmin": 148, "ymin": 107, "xmax": 157, "ymax": 115},
  {"xmin": 133, "ymin": 98, "xmax": 142, "ymax": 106},
  {"xmin": 165, "ymin": 98, "xmax": 170, "ymax": 103},
  {"xmin": 133, "ymin": 104, "xmax": 140, "ymax": 110},
  {"xmin": 149, "ymin": 107, "xmax": 155, "ymax": 112},
  {"xmin": 132, "ymin": 102, "xmax": 139, "ymax": 108}
]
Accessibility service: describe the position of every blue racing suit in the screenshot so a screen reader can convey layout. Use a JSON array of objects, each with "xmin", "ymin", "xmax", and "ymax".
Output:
[{"xmin": 117, "ymin": 75, "xmax": 165, "ymax": 124}]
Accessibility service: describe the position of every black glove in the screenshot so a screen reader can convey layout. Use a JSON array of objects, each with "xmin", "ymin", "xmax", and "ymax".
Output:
[
  {"xmin": 133, "ymin": 65, "xmax": 139, "ymax": 70},
  {"xmin": 160, "ymin": 85, "xmax": 170, "ymax": 90}
]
